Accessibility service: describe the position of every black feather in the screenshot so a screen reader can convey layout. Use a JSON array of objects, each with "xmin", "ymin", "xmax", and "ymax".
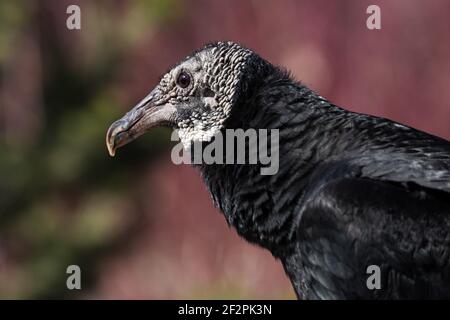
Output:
[{"xmin": 199, "ymin": 48, "xmax": 450, "ymax": 299}]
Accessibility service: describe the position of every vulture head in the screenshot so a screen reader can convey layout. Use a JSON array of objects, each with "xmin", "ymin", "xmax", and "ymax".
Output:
[{"xmin": 106, "ymin": 41, "xmax": 260, "ymax": 156}]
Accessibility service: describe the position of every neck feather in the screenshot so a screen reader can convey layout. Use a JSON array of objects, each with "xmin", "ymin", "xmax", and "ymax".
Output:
[{"xmin": 198, "ymin": 65, "xmax": 330, "ymax": 256}]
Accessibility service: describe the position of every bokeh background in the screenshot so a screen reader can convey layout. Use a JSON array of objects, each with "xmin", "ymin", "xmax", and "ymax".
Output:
[{"xmin": 0, "ymin": 0, "xmax": 449, "ymax": 299}]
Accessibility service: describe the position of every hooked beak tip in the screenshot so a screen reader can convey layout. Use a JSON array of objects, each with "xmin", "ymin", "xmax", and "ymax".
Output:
[
  {"xmin": 106, "ymin": 129, "xmax": 116, "ymax": 157},
  {"xmin": 107, "ymin": 142, "xmax": 116, "ymax": 157},
  {"xmin": 106, "ymin": 120, "xmax": 128, "ymax": 157}
]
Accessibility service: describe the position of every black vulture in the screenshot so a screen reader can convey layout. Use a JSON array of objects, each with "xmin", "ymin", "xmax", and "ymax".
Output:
[{"xmin": 106, "ymin": 42, "xmax": 450, "ymax": 299}]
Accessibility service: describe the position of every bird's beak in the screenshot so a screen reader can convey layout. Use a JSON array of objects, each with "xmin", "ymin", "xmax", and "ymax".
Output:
[{"xmin": 106, "ymin": 93, "xmax": 176, "ymax": 157}]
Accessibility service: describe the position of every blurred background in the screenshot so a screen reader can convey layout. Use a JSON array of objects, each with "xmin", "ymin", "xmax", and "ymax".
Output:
[{"xmin": 0, "ymin": 0, "xmax": 449, "ymax": 299}]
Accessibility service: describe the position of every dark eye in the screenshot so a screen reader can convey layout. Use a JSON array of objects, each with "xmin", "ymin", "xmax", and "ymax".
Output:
[{"xmin": 177, "ymin": 71, "xmax": 191, "ymax": 88}]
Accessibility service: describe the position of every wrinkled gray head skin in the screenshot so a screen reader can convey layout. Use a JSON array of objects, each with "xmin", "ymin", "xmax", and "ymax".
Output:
[
  {"xmin": 159, "ymin": 42, "xmax": 253, "ymax": 145},
  {"xmin": 106, "ymin": 41, "xmax": 253, "ymax": 155}
]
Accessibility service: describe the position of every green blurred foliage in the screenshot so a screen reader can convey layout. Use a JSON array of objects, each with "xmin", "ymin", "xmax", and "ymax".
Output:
[{"xmin": 0, "ymin": 0, "xmax": 175, "ymax": 298}]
